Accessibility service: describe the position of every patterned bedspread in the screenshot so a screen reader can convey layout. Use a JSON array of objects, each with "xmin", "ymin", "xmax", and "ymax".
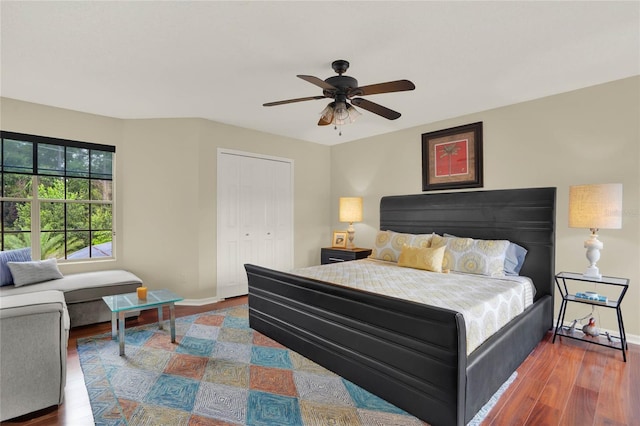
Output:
[{"xmin": 291, "ymin": 258, "xmax": 534, "ymax": 354}]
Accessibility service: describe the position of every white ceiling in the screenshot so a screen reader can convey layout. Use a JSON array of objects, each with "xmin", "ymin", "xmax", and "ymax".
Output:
[{"xmin": 1, "ymin": 1, "xmax": 638, "ymax": 146}]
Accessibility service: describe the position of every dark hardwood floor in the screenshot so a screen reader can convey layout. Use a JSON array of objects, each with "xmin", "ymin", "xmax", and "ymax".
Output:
[{"xmin": 2, "ymin": 296, "xmax": 638, "ymax": 426}]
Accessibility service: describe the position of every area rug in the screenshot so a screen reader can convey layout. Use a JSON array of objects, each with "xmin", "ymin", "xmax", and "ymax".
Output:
[{"xmin": 78, "ymin": 304, "xmax": 515, "ymax": 425}]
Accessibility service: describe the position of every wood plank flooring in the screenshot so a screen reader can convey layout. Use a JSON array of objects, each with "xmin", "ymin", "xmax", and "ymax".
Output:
[{"xmin": 2, "ymin": 296, "xmax": 638, "ymax": 426}]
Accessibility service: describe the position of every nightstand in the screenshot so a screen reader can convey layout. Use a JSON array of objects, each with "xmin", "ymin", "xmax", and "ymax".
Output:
[
  {"xmin": 321, "ymin": 247, "xmax": 372, "ymax": 265},
  {"xmin": 553, "ymin": 271, "xmax": 629, "ymax": 361}
]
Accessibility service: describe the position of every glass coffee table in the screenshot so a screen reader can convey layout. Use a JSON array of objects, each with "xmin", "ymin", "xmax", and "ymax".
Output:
[{"xmin": 102, "ymin": 289, "xmax": 183, "ymax": 356}]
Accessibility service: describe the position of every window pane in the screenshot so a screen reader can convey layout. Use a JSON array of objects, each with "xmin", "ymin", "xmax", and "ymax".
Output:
[
  {"xmin": 66, "ymin": 231, "xmax": 90, "ymax": 258},
  {"xmin": 91, "ymin": 204, "xmax": 112, "ymax": 230},
  {"xmin": 3, "ymin": 201, "xmax": 31, "ymax": 230},
  {"xmin": 67, "ymin": 178, "xmax": 89, "ymax": 200},
  {"xmin": 38, "ymin": 176, "xmax": 65, "ymax": 199},
  {"xmin": 91, "ymin": 232, "xmax": 112, "ymax": 257},
  {"xmin": 2, "ymin": 139, "xmax": 33, "ymax": 173},
  {"xmin": 3, "ymin": 173, "xmax": 32, "ymax": 198},
  {"xmin": 67, "ymin": 147, "xmax": 89, "ymax": 177},
  {"xmin": 3, "ymin": 232, "xmax": 31, "ymax": 251},
  {"xmin": 41, "ymin": 231, "xmax": 64, "ymax": 259},
  {"xmin": 90, "ymin": 179, "xmax": 112, "ymax": 201},
  {"xmin": 91, "ymin": 151, "xmax": 113, "ymax": 179},
  {"xmin": 67, "ymin": 203, "xmax": 89, "ymax": 230},
  {"xmin": 38, "ymin": 144, "xmax": 65, "ymax": 175},
  {"xmin": 40, "ymin": 201, "xmax": 64, "ymax": 232}
]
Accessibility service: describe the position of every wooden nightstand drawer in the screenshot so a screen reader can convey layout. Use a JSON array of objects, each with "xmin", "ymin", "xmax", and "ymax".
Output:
[{"xmin": 321, "ymin": 247, "xmax": 372, "ymax": 265}]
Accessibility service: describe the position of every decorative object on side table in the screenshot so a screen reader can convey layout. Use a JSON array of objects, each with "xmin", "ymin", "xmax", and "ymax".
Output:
[
  {"xmin": 582, "ymin": 317, "xmax": 599, "ymax": 337},
  {"xmin": 339, "ymin": 196, "xmax": 363, "ymax": 249},
  {"xmin": 569, "ymin": 183, "xmax": 623, "ymax": 279},
  {"xmin": 331, "ymin": 230, "xmax": 348, "ymax": 248},
  {"xmin": 137, "ymin": 286, "xmax": 148, "ymax": 299},
  {"xmin": 421, "ymin": 121, "xmax": 483, "ymax": 191}
]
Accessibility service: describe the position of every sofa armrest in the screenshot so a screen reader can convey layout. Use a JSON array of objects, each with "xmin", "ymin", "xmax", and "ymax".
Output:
[
  {"xmin": 0, "ymin": 290, "xmax": 69, "ymax": 331},
  {"xmin": 0, "ymin": 290, "xmax": 69, "ymax": 421}
]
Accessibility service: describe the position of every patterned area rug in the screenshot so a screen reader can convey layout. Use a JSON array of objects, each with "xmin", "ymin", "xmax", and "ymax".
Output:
[{"xmin": 78, "ymin": 304, "xmax": 515, "ymax": 425}]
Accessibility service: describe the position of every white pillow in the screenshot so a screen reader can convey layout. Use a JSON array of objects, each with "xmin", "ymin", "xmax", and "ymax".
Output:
[{"xmin": 7, "ymin": 259, "xmax": 64, "ymax": 287}]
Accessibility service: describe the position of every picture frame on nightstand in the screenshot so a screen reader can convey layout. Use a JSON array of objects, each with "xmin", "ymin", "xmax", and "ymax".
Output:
[{"xmin": 331, "ymin": 230, "xmax": 348, "ymax": 248}]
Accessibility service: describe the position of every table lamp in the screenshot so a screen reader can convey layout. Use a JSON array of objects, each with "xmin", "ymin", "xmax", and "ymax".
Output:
[
  {"xmin": 339, "ymin": 197, "xmax": 363, "ymax": 249},
  {"xmin": 569, "ymin": 183, "xmax": 622, "ymax": 279}
]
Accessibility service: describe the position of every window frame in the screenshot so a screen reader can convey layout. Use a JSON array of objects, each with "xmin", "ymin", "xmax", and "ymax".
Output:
[{"xmin": 1, "ymin": 131, "xmax": 116, "ymax": 262}]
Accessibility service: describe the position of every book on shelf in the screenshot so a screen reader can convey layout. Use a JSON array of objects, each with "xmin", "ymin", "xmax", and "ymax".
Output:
[{"xmin": 574, "ymin": 292, "xmax": 608, "ymax": 304}]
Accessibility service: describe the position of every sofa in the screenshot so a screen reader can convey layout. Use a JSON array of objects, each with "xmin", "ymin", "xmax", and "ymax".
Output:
[
  {"xmin": 0, "ymin": 265, "xmax": 143, "ymax": 421},
  {"xmin": 1, "ymin": 269, "xmax": 144, "ymax": 327}
]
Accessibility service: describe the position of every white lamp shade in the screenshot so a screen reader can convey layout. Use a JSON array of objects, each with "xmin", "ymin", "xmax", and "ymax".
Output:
[
  {"xmin": 569, "ymin": 183, "xmax": 622, "ymax": 229},
  {"xmin": 339, "ymin": 197, "xmax": 363, "ymax": 222}
]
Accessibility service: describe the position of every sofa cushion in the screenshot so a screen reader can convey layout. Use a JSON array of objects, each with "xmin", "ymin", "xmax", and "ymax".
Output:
[
  {"xmin": 0, "ymin": 248, "xmax": 31, "ymax": 286},
  {"xmin": 8, "ymin": 259, "xmax": 64, "ymax": 287},
  {"xmin": 0, "ymin": 270, "xmax": 142, "ymax": 304}
]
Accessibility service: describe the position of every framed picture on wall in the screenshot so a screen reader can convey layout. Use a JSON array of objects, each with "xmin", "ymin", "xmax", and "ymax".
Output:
[
  {"xmin": 421, "ymin": 122, "xmax": 483, "ymax": 191},
  {"xmin": 332, "ymin": 230, "xmax": 348, "ymax": 248}
]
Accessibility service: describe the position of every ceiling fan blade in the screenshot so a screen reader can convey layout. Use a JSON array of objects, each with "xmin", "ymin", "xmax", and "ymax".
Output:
[
  {"xmin": 297, "ymin": 75, "xmax": 337, "ymax": 91},
  {"xmin": 351, "ymin": 98, "xmax": 401, "ymax": 120},
  {"xmin": 263, "ymin": 95, "xmax": 325, "ymax": 107},
  {"xmin": 353, "ymin": 80, "xmax": 415, "ymax": 96}
]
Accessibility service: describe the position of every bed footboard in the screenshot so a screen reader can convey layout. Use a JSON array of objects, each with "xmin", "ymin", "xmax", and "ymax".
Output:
[{"xmin": 246, "ymin": 263, "xmax": 469, "ymax": 426}]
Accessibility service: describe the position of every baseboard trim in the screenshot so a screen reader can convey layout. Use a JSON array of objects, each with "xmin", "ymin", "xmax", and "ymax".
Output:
[{"xmin": 176, "ymin": 297, "xmax": 221, "ymax": 307}]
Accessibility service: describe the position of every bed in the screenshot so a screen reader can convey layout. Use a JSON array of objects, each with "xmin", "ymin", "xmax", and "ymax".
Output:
[{"xmin": 245, "ymin": 187, "xmax": 556, "ymax": 426}]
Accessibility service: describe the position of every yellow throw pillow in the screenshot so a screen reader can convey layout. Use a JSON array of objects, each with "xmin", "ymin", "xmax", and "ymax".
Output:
[{"xmin": 398, "ymin": 245, "xmax": 446, "ymax": 273}]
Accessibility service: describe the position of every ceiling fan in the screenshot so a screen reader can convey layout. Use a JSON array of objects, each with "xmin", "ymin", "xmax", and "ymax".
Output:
[{"xmin": 263, "ymin": 60, "xmax": 415, "ymax": 128}]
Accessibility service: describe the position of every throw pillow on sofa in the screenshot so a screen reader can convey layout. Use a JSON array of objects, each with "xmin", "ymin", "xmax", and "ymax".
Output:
[
  {"xmin": 7, "ymin": 258, "xmax": 64, "ymax": 287},
  {"xmin": 0, "ymin": 247, "xmax": 31, "ymax": 286}
]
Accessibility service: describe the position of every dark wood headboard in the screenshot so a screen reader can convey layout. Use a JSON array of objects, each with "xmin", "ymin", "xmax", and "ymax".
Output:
[{"xmin": 379, "ymin": 187, "xmax": 556, "ymax": 301}]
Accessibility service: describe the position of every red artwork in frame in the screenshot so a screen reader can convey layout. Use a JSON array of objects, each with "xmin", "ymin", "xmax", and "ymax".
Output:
[
  {"xmin": 434, "ymin": 139, "xmax": 469, "ymax": 177},
  {"xmin": 422, "ymin": 122, "xmax": 483, "ymax": 191}
]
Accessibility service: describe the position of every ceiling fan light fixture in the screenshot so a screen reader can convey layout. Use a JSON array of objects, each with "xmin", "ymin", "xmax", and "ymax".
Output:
[
  {"xmin": 320, "ymin": 102, "xmax": 335, "ymax": 122},
  {"xmin": 334, "ymin": 101, "xmax": 349, "ymax": 121},
  {"xmin": 346, "ymin": 103, "xmax": 361, "ymax": 123}
]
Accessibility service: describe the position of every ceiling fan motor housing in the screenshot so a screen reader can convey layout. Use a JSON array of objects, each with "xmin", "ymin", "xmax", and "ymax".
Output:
[{"xmin": 324, "ymin": 75, "xmax": 358, "ymax": 98}]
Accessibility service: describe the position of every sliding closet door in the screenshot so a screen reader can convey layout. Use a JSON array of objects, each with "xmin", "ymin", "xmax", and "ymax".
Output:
[{"xmin": 217, "ymin": 150, "xmax": 293, "ymax": 298}]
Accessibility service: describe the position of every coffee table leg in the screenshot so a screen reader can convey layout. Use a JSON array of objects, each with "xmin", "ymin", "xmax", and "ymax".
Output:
[
  {"xmin": 111, "ymin": 311, "xmax": 117, "ymax": 340},
  {"xmin": 170, "ymin": 303, "xmax": 176, "ymax": 343},
  {"xmin": 158, "ymin": 306, "xmax": 164, "ymax": 330},
  {"xmin": 118, "ymin": 311, "xmax": 125, "ymax": 356}
]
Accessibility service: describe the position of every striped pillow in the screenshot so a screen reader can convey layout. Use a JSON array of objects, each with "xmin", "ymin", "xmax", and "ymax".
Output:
[{"xmin": 0, "ymin": 247, "xmax": 31, "ymax": 286}]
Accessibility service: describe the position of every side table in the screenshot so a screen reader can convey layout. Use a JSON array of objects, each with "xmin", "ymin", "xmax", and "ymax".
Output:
[
  {"xmin": 553, "ymin": 271, "xmax": 629, "ymax": 361},
  {"xmin": 321, "ymin": 247, "xmax": 372, "ymax": 265},
  {"xmin": 102, "ymin": 289, "xmax": 183, "ymax": 356}
]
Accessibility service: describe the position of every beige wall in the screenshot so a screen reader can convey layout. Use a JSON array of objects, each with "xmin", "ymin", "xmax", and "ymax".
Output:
[
  {"xmin": 0, "ymin": 98, "xmax": 331, "ymax": 301},
  {"xmin": 330, "ymin": 76, "xmax": 640, "ymax": 339},
  {"xmin": 2, "ymin": 76, "xmax": 638, "ymax": 338}
]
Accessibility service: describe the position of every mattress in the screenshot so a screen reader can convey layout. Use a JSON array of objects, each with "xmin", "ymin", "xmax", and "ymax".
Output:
[{"xmin": 291, "ymin": 258, "xmax": 534, "ymax": 354}]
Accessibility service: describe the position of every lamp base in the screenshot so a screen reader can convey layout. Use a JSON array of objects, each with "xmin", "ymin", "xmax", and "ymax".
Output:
[
  {"xmin": 346, "ymin": 222, "xmax": 355, "ymax": 249},
  {"xmin": 583, "ymin": 230, "xmax": 603, "ymax": 280},
  {"xmin": 582, "ymin": 266, "xmax": 602, "ymax": 280}
]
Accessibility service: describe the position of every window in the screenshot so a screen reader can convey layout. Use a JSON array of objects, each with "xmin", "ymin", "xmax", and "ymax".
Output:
[{"xmin": 1, "ymin": 131, "xmax": 115, "ymax": 261}]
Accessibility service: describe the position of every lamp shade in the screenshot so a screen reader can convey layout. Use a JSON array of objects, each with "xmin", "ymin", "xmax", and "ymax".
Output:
[
  {"xmin": 339, "ymin": 197, "xmax": 363, "ymax": 223},
  {"xmin": 569, "ymin": 183, "xmax": 622, "ymax": 230}
]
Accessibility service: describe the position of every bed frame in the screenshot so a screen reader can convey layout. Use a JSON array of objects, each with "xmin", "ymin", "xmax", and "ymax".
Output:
[{"xmin": 245, "ymin": 187, "xmax": 556, "ymax": 425}]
